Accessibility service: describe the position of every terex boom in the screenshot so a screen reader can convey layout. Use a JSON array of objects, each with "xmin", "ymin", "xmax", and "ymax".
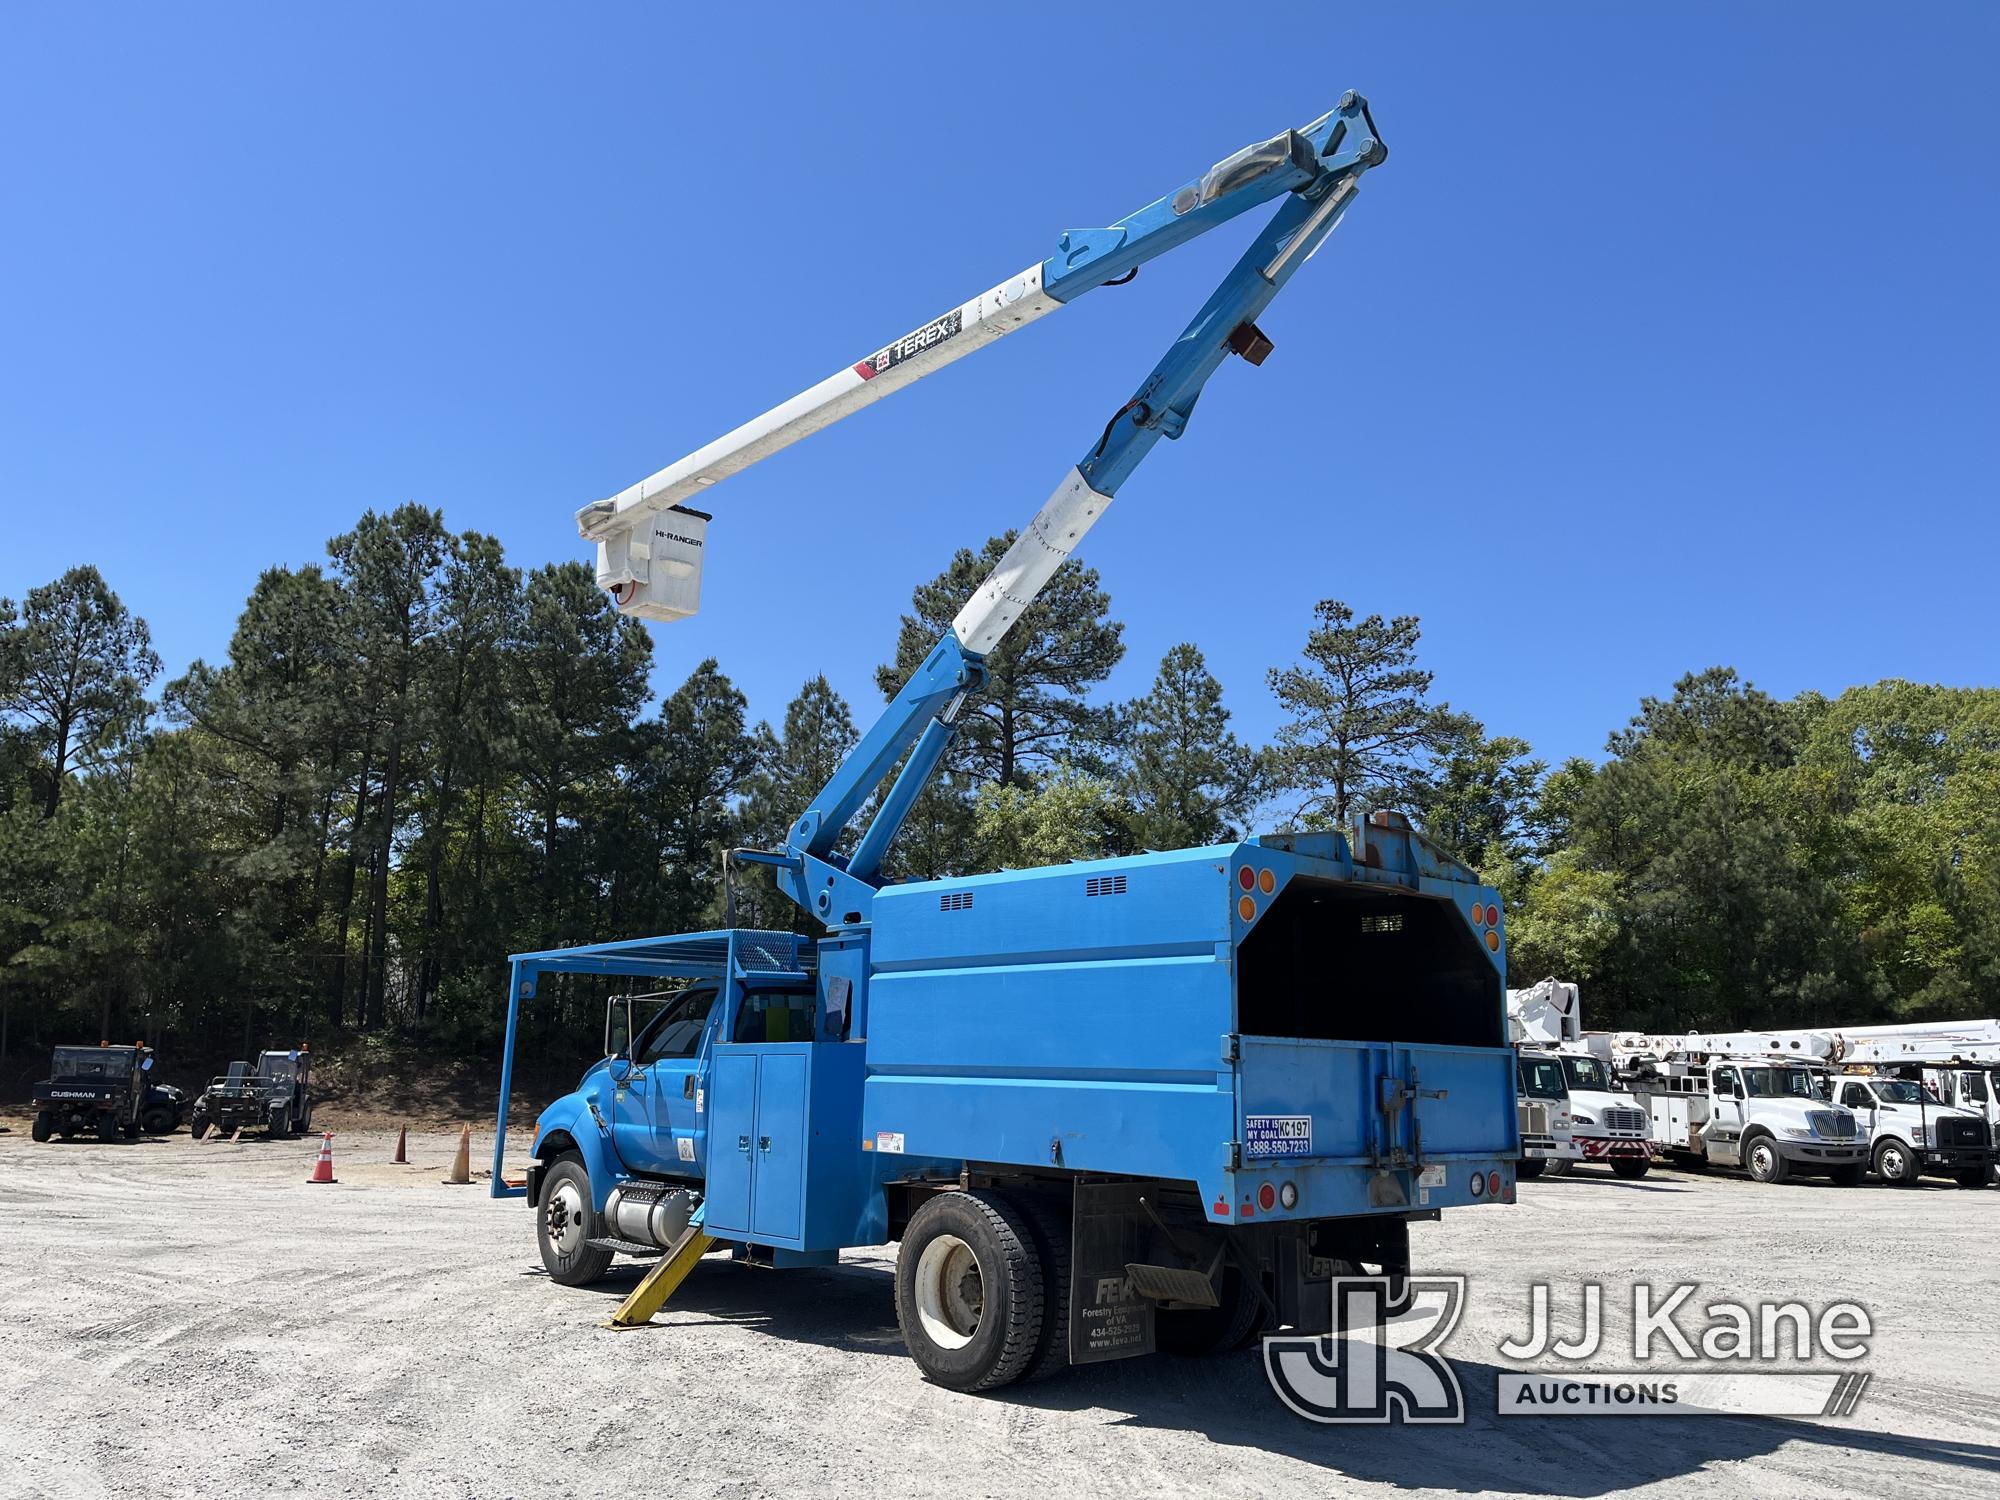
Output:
[{"xmin": 493, "ymin": 97, "xmax": 1522, "ymax": 1391}]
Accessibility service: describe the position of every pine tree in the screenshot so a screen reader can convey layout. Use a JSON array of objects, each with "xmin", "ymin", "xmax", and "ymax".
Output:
[{"xmin": 1120, "ymin": 643, "xmax": 1264, "ymax": 849}]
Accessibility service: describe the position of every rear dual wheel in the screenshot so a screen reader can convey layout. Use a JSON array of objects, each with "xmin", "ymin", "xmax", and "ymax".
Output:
[{"xmin": 896, "ymin": 1190, "xmax": 1044, "ymax": 1392}]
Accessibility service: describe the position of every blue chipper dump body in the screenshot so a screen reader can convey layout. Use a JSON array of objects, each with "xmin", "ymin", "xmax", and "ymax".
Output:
[{"xmin": 495, "ymin": 95, "xmax": 1522, "ymax": 1389}]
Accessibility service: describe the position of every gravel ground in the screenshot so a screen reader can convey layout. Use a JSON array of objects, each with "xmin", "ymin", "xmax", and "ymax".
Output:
[{"xmin": 2, "ymin": 1124, "xmax": 1996, "ymax": 1499}]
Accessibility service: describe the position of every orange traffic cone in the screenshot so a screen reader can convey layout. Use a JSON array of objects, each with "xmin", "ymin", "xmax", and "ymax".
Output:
[
  {"xmin": 393, "ymin": 1126, "xmax": 407, "ymax": 1164},
  {"xmin": 308, "ymin": 1132, "xmax": 337, "ymax": 1184},
  {"xmin": 444, "ymin": 1124, "xmax": 470, "ymax": 1185}
]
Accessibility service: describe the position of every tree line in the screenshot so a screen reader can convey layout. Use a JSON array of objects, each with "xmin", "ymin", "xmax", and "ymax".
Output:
[{"xmin": 2, "ymin": 504, "xmax": 1994, "ymax": 1067}]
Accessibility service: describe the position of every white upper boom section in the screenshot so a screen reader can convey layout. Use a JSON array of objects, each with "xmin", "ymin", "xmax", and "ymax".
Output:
[{"xmin": 577, "ymin": 265, "xmax": 1057, "ymax": 544}]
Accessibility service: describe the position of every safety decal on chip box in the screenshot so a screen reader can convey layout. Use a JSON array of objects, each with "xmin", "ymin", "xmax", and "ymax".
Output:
[
  {"xmin": 1245, "ymin": 1115, "xmax": 1312, "ymax": 1158},
  {"xmin": 854, "ymin": 308, "xmax": 964, "ymax": 380},
  {"xmin": 875, "ymin": 1131, "xmax": 905, "ymax": 1154}
]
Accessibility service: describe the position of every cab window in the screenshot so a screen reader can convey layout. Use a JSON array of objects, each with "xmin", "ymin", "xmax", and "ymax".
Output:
[
  {"xmin": 1841, "ymin": 1082, "xmax": 1872, "ymax": 1109},
  {"xmin": 1713, "ymin": 1065, "xmax": 1739, "ymax": 1095},
  {"xmin": 733, "ymin": 987, "xmax": 818, "ymax": 1044},
  {"xmin": 636, "ymin": 987, "xmax": 718, "ymax": 1064}
]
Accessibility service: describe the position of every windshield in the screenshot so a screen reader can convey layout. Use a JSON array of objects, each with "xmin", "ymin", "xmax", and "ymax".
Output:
[
  {"xmin": 52, "ymin": 1047, "xmax": 133, "ymax": 1080},
  {"xmin": 1519, "ymin": 1058, "xmax": 1568, "ymax": 1100},
  {"xmin": 258, "ymin": 1054, "xmax": 298, "ymax": 1082},
  {"xmin": 1560, "ymin": 1055, "xmax": 1621, "ymax": 1094},
  {"xmin": 1742, "ymin": 1066, "xmax": 1826, "ymax": 1100}
]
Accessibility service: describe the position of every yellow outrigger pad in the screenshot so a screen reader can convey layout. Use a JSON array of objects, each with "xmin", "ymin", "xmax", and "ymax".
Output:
[{"xmin": 605, "ymin": 1215, "xmax": 715, "ymax": 1330}]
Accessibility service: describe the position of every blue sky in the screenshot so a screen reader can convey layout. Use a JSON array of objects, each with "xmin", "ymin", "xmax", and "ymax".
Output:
[{"xmin": 3, "ymin": 5, "xmax": 1995, "ymax": 770}]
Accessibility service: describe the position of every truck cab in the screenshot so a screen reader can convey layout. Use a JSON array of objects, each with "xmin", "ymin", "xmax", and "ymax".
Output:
[
  {"xmin": 1835, "ymin": 1074, "xmax": 1992, "ymax": 1188},
  {"xmin": 30, "ymin": 1044, "xmax": 154, "ymax": 1142},
  {"xmin": 1515, "ymin": 1048, "xmax": 1581, "ymax": 1178},
  {"xmin": 1555, "ymin": 1048, "xmax": 1652, "ymax": 1178}
]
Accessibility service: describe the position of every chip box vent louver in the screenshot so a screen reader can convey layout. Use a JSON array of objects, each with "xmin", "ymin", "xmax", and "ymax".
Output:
[
  {"xmin": 939, "ymin": 891, "xmax": 974, "ymax": 912},
  {"xmin": 1085, "ymin": 874, "xmax": 1128, "ymax": 897}
]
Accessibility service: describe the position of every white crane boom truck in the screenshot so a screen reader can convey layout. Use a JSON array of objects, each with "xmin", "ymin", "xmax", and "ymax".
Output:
[
  {"xmin": 1507, "ymin": 980, "xmax": 1649, "ymax": 1178},
  {"xmin": 1610, "ymin": 1031, "xmax": 1868, "ymax": 1185},
  {"xmin": 1506, "ymin": 982, "xmax": 1580, "ymax": 1178},
  {"xmin": 1673, "ymin": 1022, "xmax": 1998, "ymax": 1187}
]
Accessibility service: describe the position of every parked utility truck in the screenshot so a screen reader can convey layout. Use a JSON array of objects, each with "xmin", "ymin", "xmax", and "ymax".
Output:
[
  {"xmin": 1508, "ymin": 980, "xmax": 1650, "ymax": 1177},
  {"xmin": 1612, "ymin": 1033, "xmax": 1866, "ymax": 1184},
  {"xmin": 1726, "ymin": 1021, "xmax": 1997, "ymax": 1186},
  {"xmin": 1506, "ymin": 981, "xmax": 1580, "ymax": 1178},
  {"xmin": 495, "ymin": 98, "xmax": 1523, "ymax": 1392}
]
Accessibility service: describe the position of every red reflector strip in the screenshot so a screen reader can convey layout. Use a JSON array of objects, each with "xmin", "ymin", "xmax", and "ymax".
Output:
[{"xmin": 852, "ymin": 360, "xmax": 877, "ymax": 380}]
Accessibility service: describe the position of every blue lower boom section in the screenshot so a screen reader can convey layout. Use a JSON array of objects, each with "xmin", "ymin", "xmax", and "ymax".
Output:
[{"xmin": 497, "ymin": 814, "xmax": 1519, "ymax": 1249}]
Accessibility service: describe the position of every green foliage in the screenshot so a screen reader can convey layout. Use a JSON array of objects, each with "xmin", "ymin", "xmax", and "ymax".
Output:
[
  {"xmin": 1267, "ymin": 601, "xmax": 1435, "ymax": 827},
  {"xmin": 1405, "ymin": 709, "xmax": 1544, "ymax": 877},
  {"xmin": 1120, "ymin": 644, "xmax": 1263, "ymax": 849},
  {"xmin": 973, "ymin": 765, "xmax": 1126, "ymax": 870}
]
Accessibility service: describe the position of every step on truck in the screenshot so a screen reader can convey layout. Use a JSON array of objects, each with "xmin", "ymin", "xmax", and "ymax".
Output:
[
  {"xmin": 1612, "ymin": 1033, "xmax": 1867, "ymax": 1184},
  {"xmin": 31, "ymin": 1044, "xmax": 156, "ymax": 1142},
  {"xmin": 491, "ymin": 96, "xmax": 1523, "ymax": 1390}
]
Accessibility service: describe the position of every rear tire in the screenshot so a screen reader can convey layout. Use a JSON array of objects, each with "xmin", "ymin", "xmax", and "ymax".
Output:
[
  {"xmin": 97, "ymin": 1115, "xmax": 120, "ymax": 1144},
  {"xmin": 1828, "ymin": 1163, "xmax": 1865, "ymax": 1187},
  {"xmin": 895, "ymin": 1190, "xmax": 1043, "ymax": 1393},
  {"xmin": 1008, "ymin": 1193, "xmax": 1074, "ymax": 1383},
  {"xmin": 1610, "ymin": 1156, "xmax": 1650, "ymax": 1180},
  {"xmin": 31, "ymin": 1112, "xmax": 53, "ymax": 1143},
  {"xmin": 1516, "ymin": 1158, "xmax": 1545, "ymax": 1179},
  {"xmin": 142, "ymin": 1107, "xmax": 173, "ymax": 1135},
  {"xmin": 1745, "ymin": 1135, "xmax": 1789, "ymax": 1184},
  {"xmin": 536, "ymin": 1156, "xmax": 613, "ymax": 1287},
  {"xmin": 1955, "ymin": 1165, "xmax": 1988, "ymax": 1189},
  {"xmin": 1873, "ymin": 1140, "xmax": 1916, "ymax": 1186}
]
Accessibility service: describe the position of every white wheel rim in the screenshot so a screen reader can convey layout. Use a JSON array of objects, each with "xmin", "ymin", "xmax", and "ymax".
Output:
[
  {"xmin": 546, "ymin": 1181, "xmax": 585, "ymax": 1256},
  {"xmin": 1752, "ymin": 1143, "xmax": 1773, "ymax": 1174},
  {"xmin": 914, "ymin": 1234, "xmax": 983, "ymax": 1351},
  {"xmin": 1883, "ymin": 1147, "xmax": 1905, "ymax": 1178}
]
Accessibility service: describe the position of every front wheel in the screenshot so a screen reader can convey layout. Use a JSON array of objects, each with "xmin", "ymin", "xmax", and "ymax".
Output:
[
  {"xmin": 1544, "ymin": 1158, "xmax": 1574, "ymax": 1178},
  {"xmin": 896, "ymin": 1190, "xmax": 1044, "ymax": 1392},
  {"xmin": 1873, "ymin": 1140, "xmax": 1916, "ymax": 1186},
  {"xmin": 31, "ymin": 1112, "xmax": 53, "ymax": 1143},
  {"xmin": 97, "ymin": 1115, "xmax": 121, "ymax": 1144},
  {"xmin": 1610, "ymin": 1156, "xmax": 1650, "ymax": 1180},
  {"xmin": 1828, "ymin": 1163, "xmax": 1865, "ymax": 1187},
  {"xmin": 536, "ymin": 1156, "xmax": 613, "ymax": 1287},
  {"xmin": 142, "ymin": 1107, "xmax": 173, "ymax": 1135},
  {"xmin": 1516, "ymin": 1158, "xmax": 1545, "ymax": 1180},
  {"xmin": 190, "ymin": 1118, "xmax": 210, "ymax": 1140},
  {"xmin": 1745, "ymin": 1136, "xmax": 1789, "ymax": 1184},
  {"xmin": 1955, "ymin": 1165, "xmax": 1989, "ymax": 1189}
]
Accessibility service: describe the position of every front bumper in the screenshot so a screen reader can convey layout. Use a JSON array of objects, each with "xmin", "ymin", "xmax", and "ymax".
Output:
[
  {"xmin": 1579, "ymin": 1136, "xmax": 1650, "ymax": 1161},
  {"xmin": 1775, "ymin": 1138, "xmax": 1867, "ymax": 1164}
]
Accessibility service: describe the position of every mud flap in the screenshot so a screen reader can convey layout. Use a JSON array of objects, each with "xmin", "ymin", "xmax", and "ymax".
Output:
[{"xmin": 1069, "ymin": 1180, "xmax": 1155, "ymax": 1363}]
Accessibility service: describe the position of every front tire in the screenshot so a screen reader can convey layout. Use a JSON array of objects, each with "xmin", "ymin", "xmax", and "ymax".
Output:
[
  {"xmin": 142, "ymin": 1107, "xmax": 173, "ymax": 1135},
  {"xmin": 97, "ymin": 1115, "xmax": 120, "ymax": 1145},
  {"xmin": 895, "ymin": 1190, "xmax": 1044, "ymax": 1393},
  {"xmin": 536, "ymin": 1156, "xmax": 613, "ymax": 1287},
  {"xmin": 1610, "ymin": 1156, "xmax": 1650, "ymax": 1180},
  {"xmin": 190, "ymin": 1118, "xmax": 210, "ymax": 1140},
  {"xmin": 1544, "ymin": 1158, "xmax": 1574, "ymax": 1178},
  {"xmin": 1744, "ymin": 1135, "xmax": 1789, "ymax": 1184},
  {"xmin": 1955, "ymin": 1165, "xmax": 1988, "ymax": 1189},
  {"xmin": 1516, "ymin": 1158, "xmax": 1545, "ymax": 1180},
  {"xmin": 31, "ymin": 1112, "xmax": 53, "ymax": 1143},
  {"xmin": 1828, "ymin": 1163, "xmax": 1865, "ymax": 1187},
  {"xmin": 1873, "ymin": 1139, "xmax": 1916, "ymax": 1186}
]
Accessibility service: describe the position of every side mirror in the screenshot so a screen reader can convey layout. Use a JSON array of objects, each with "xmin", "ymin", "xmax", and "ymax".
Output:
[{"xmin": 604, "ymin": 995, "xmax": 635, "ymax": 1060}]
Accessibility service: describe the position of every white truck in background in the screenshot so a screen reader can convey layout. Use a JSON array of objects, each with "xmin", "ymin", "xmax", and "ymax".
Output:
[
  {"xmin": 1724, "ymin": 1020, "xmax": 1998, "ymax": 1187},
  {"xmin": 1514, "ymin": 1049, "xmax": 1581, "ymax": 1178},
  {"xmin": 1611, "ymin": 1031, "xmax": 1867, "ymax": 1185},
  {"xmin": 1508, "ymin": 980, "xmax": 1651, "ymax": 1178}
]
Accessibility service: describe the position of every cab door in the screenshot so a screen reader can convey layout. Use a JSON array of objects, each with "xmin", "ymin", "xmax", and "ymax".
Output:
[
  {"xmin": 1839, "ymin": 1081, "xmax": 1879, "ymax": 1146},
  {"xmin": 609, "ymin": 983, "xmax": 719, "ymax": 1177},
  {"xmin": 1707, "ymin": 1064, "xmax": 1745, "ymax": 1163}
]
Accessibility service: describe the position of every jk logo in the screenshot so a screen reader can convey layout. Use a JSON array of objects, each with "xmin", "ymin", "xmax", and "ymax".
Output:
[{"xmin": 1263, "ymin": 1276, "xmax": 1467, "ymax": 1424}]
